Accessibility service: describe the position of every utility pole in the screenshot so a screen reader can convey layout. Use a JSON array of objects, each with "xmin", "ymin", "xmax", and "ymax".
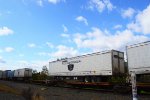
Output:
[{"xmin": 131, "ymin": 72, "xmax": 138, "ymax": 100}]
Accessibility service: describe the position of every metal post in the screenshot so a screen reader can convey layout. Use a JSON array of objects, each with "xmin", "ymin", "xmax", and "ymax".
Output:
[{"xmin": 131, "ymin": 72, "xmax": 138, "ymax": 100}]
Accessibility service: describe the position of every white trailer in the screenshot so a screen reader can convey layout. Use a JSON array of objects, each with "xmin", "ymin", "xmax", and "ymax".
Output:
[
  {"xmin": 14, "ymin": 68, "xmax": 32, "ymax": 78},
  {"xmin": 127, "ymin": 41, "xmax": 150, "ymax": 74},
  {"xmin": 49, "ymin": 50, "xmax": 125, "ymax": 76}
]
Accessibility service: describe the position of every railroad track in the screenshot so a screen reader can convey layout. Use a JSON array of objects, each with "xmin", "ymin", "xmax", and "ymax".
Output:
[
  {"xmin": 30, "ymin": 80, "xmax": 115, "ymax": 93},
  {"xmin": 31, "ymin": 80, "xmax": 150, "ymax": 94},
  {"xmin": 2, "ymin": 80, "xmax": 150, "ymax": 94}
]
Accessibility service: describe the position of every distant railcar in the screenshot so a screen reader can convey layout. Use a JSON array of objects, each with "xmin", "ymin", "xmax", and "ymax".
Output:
[
  {"xmin": 0, "ymin": 70, "xmax": 3, "ymax": 79},
  {"xmin": 7, "ymin": 70, "xmax": 14, "ymax": 80},
  {"xmin": 14, "ymin": 68, "xmax": 32, "ymax": 81},
  {"xmin": 2, "ymin": 70, "xmax": 11, "ymax": 80}
]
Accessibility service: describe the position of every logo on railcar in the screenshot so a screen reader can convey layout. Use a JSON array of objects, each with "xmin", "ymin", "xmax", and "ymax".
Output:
[{"xmin": 68, "ymin": 64, "xmax": 74, "ymax": 71}]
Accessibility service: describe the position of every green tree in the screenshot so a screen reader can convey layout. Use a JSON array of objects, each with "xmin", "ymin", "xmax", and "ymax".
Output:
[
  {"xmin": 41, "ymin": 66, "xmax": 48, "ymax": 75},
  {"xmin": 32, "ymin": 69, "xmax": 37, "ymax": 74}
]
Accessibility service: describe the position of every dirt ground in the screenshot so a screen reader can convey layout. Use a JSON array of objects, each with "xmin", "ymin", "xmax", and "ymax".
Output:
[{"xmin": 0, "ymin": 80, "xmax": 150, "ymax": 100}]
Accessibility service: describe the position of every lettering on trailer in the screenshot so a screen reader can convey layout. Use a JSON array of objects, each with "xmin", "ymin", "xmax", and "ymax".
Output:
[{"xmin": 62, "ymin": 60, "xmax": 81, "ymax": 65}]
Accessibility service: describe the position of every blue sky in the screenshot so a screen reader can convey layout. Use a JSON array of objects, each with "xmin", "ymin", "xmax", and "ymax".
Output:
[{"xmin": 0, "ymin": 0, "xmax": 150, "ymax": 71}]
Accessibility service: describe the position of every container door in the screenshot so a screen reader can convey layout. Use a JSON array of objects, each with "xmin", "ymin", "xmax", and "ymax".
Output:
[
  {"xmin": 24, "ymin": 69, "xmax": 30, "ymax": 77},
  {"xmin": 119, "ymin": 52, "xmax": 125, "ymax": 73},
  {"xmin": 112, "ymin": 51, "xmax": 119, "ymax": 75},
  {"xmin": 112, "ymin": 51, "xmax": 125, "ymax": 75}
]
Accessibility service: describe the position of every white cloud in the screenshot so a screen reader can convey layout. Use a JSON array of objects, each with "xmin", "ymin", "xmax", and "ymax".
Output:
[
  {"xmin": 127, "ymin": 4, "xmax": 150, "ymax": 34},
  {"xmin": 4, "ymin": 47, "xmax": 14, "ymax": 52},
  {"xmin": 0, "ymin": 56, "xmax": 6, "ymax": 63},
  {"xmin": 62, "ymin": 24, "xmax": 68, "ymax": 32},
  {"xmin": 73, "ymin": 27, "xmax": 149, "ymax": 52},
  {"xmin": 28, "ymin": 43, "xmax": 36, "ymax": 48},
  {"xmin": 0, "ymin": 60, "xmax": 48, "ymax": 72},
  {"xmin": 113, "ymin": 24, "xmax": 122, "ymax": 29},
  {"xmin": 0, "ymin": 26, "xmax": 13, "ymax": 36},
  {"xmin": 16, "ymin": 60, "xmax": 49, "ymax": 72},
  {"xmin": 121, "ymin": 8, "xmax": 136, "ymax": 18},
  {"xmin": 0, "ymin": 47, "xmax": 14, "ymax": 53},
  {"xmin": 88, "ymin": 0, "xmax": 115, "ymax": 13},
  {"xmin": 50, "ymin": 45, "xmax": 78, "ymax": 58},
  {"xmin": 0, "ymin": 60, "xmax": 43, "ymax": 71},
  {"xmin": 76, "ymin": 16, "xmax": 88, "ymax": 26},
  {"xmin": 61, "ymin": 33, "xmax": 70, "ymax": 38},
  {"xmin": 48, "ymin": 0, "xmax": 65, "ymax": 4},
  {"xmin": 31, "ymin": 60, "xmax": 49, "ymax": 71},
  {"xmin": 127, "ymin": 22, "xmax": 140, "ymax": 32},
  {"xmin": 0, "ymin": 49, "xmax": 3, "ymax": 53},
  {"xmin": 38, "ymin": 44, "xmax": 77, "ymax": 58},
  {"xmin": 37, "ymin": 0, "xmax": 43, "ymax": 7},
  {"xmin": 46, "ymin": 42, "xmax": 54, "ymax": 48}
]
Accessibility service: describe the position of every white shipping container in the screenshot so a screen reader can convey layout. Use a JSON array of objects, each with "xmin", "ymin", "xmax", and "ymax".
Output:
[
  {"xmin": 14, "ymin": 68, "xmax": 32, "ymax": 77},
  {"xmin": 127, "ymin": 41, "xmax": 150, "ymax": 74},
  {"xmin": 49, "ymin": 50, "xmax": 125, "ymax": 76}
]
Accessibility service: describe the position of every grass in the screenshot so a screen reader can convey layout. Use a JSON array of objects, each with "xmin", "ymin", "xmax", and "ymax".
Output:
[
  {"xmin": 140, "ymin": 90, "xmax": 150, "ymax": 94},
  {"xmin": 0, "ymin": 83, "xmax": 21, "ymax": 95}
]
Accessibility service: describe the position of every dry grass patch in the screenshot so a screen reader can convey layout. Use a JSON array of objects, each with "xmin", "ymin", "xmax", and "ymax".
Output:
[
  {"xmin": 0, "ymin": 84, "xmax": 45, "ymax": 100},
  {"xmin": 0, "ymin": 83, "xmax": 21, "ymax": 95},
  {"xmin": 22, "ymin": 87, "xmax": 45, "ymax": 100}
]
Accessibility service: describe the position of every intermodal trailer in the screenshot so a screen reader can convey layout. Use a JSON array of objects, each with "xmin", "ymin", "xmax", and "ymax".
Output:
[
  {"xmin": 7, "ymin": 70, "xmax": 14, "ymax": 80},
  {"xmin": 127, "ymin": 41, "xmax": 150, "ymax": 74},
  {"xmin": 49, "ymin": 50, "xmax": 125, "ymax": 77},
  {"xmin": 2, "ymin": 70, "xmax": 11, "ymax": 80},
  {"xmin": 14, "ymin": 68, "xmax": 32, "ymax": 80}
]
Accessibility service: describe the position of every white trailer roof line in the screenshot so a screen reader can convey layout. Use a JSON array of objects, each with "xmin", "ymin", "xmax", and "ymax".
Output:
[
  {"xmin": 127, "ymin": 41, "xmax": 150, "ymax": 49},
  {"xmin": 50, "ymin": 49, "xmax": 123, "ymax": 63}
]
